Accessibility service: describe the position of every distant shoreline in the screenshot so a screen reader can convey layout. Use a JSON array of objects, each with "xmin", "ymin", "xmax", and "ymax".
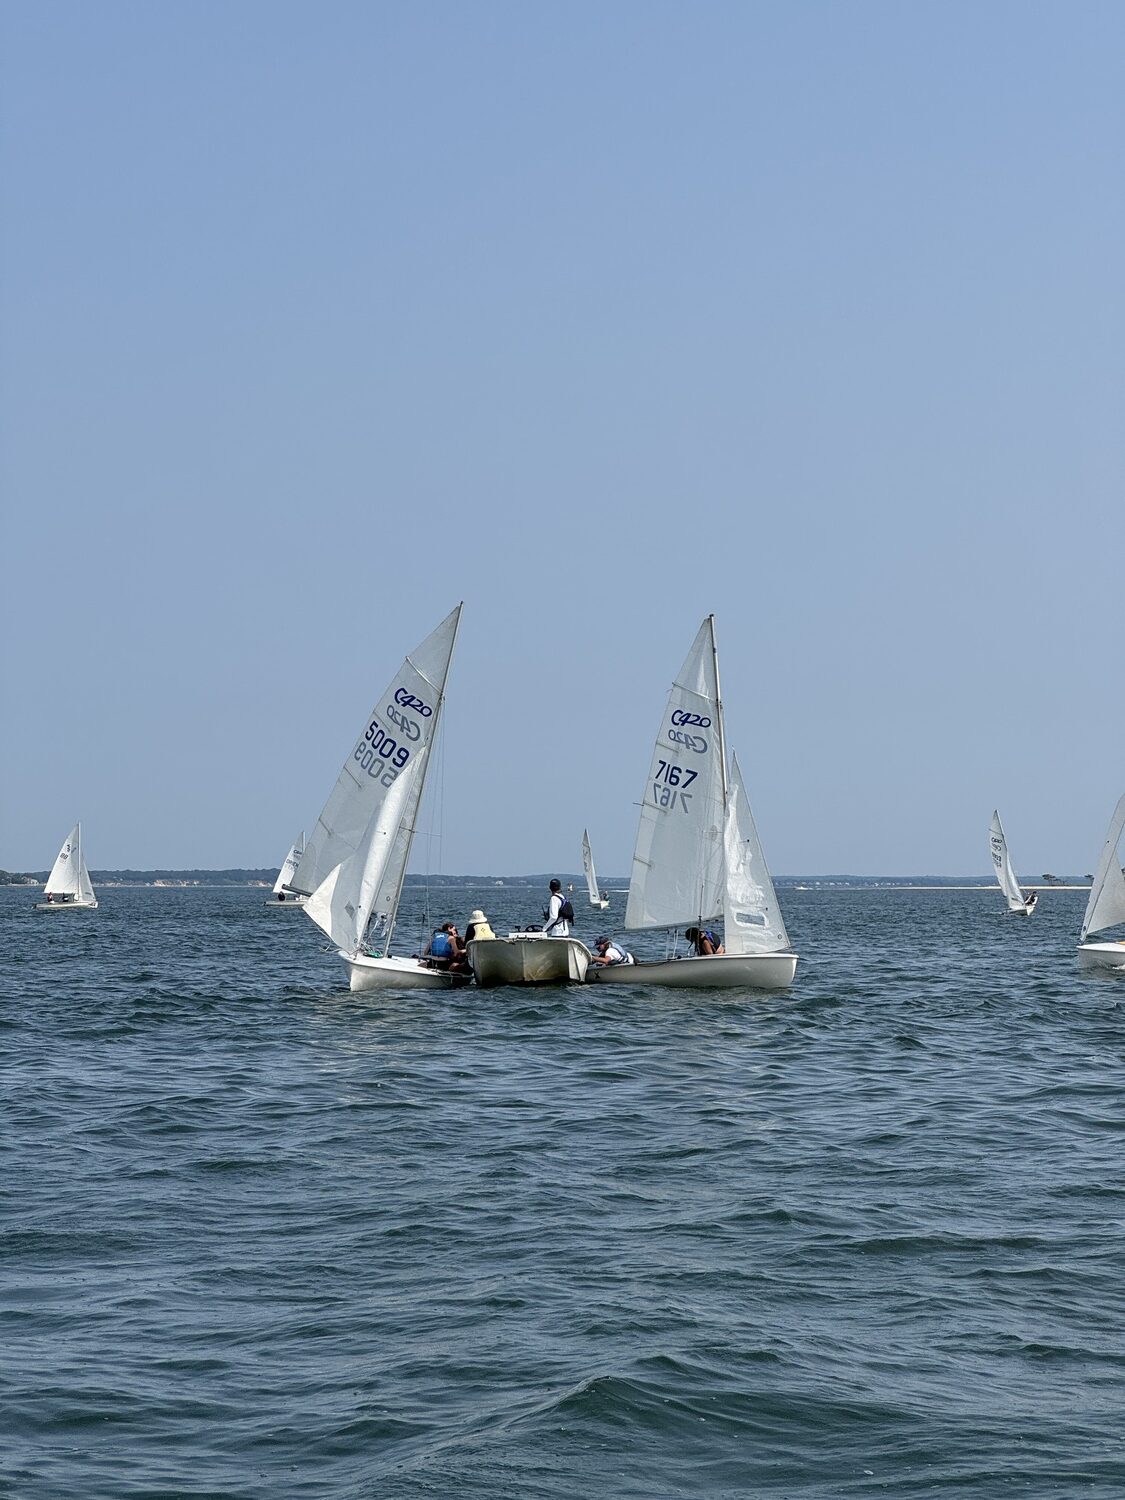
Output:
[{"xmin": 2, "ymin": 873, "xmax": 1092, "ymax": 891}]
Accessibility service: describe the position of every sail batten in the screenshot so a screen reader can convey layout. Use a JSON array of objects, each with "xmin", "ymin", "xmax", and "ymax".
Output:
[{"xmin": 1081, "ymin": 795, "xmax": 1125, "ymax": 942}]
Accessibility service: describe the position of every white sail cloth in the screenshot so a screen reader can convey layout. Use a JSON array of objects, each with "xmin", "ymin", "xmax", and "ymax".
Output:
[
  {"xmin": 45, "ymin": 823, "xmax": 94, "ymax": 901},
  {"xmin": 989, "ymin": 811, "xmax": 1026, "ymax": 911},
  {"xmin": 293, "ymin": 604, "xmax": 461, "ymax": 954},
  {"xmin": 582, "ymin": 829, "xmax": 601, "ymax": 904},
  {"xmin": 625, "ymin": 618, "xmax": 726, "ymax": 932},
  {"xmin": 723, "ymin": 753, "xmax": 790, "ymax": 955},
  {"xmin": 302, "ymin": 758, "xmax": 424, "ymax": 954},
  {"xmin": 272, "ymin": 835, "xmax": 304, "ymax": 895},
  {"xmin": 1081, "ymin": 794, "xmax": 1125, "ymax": 941}
]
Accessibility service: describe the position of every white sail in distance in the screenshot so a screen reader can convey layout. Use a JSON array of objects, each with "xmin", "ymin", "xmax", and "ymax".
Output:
[
  {"xmin": 1080, "ymin": 794, "xmax": 1125, "ymax": 941},
  {"xmin": 45, "ymin": 824, "xmax": 90, "ymax": 898},
  {"xmin": 723, "ymin": 753, "xmax": 790, "ymax": 955},
  {"xmin": 989, "ymin": 811, "xmax": 1026, "ymax": 911},
  {"xmin": 295, "ymin": 604, "xmax": 462, "ymax": 953},
  {"xmin": 625, "ymin": 617, "xmax": 726, "ymax": 932},
  {"xmin": 582, "ymin": 829, "xmax": 601, "ymax": 906},
  {"xmin": 273, "ymin": 834, "xmax": 305, "ymax": 895}
]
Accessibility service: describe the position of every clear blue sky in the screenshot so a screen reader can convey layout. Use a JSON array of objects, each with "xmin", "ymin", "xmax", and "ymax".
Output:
[{"xmin": 2, "ymin": 1, "xmax": 1122, "ymax": 875}]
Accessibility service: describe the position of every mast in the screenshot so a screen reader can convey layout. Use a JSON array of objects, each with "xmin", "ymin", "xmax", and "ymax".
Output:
[
  {"xmin": 710, "ymin": 614, "xmax": 731, "ymax": 929},
  {"xmin": 709, "ymin": 616, "xmax": 730, "ymax": 810},
  {"xmin": 700, "ymin": 614, "xmax": 730, "ymax": 927},
  {"xmin": 382, "ymin": 601, "xmax": 463, "ymax": 952}
]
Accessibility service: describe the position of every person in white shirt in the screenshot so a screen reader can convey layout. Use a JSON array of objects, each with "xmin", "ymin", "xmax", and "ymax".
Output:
[{"xmin": 543, "ymin": 879, "xmax": 570, "ymax": 937}]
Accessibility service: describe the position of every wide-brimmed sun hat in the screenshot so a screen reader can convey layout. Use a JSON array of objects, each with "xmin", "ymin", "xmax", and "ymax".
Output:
[{"xmin": 469, "ymin": 909, "xmax": 488, "ymax": 923}]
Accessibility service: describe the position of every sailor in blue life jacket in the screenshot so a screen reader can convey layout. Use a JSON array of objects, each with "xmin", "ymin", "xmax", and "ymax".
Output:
[
  {"xmin": 588, "ymin": 935, "xmax": 635, "ymax": 968},
  {"xmin": 684, "ymin": 926, "xmax": 724, "ymax": 956},
  {"xmin": 424, "ymin": 922, "xmax": 468, "ymax": 971}
]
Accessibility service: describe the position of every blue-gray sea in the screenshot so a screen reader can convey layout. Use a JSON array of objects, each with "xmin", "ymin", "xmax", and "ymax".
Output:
[{"xmin": 3, "ymin": 884, "xmax": 1124, "ymax": 1499}]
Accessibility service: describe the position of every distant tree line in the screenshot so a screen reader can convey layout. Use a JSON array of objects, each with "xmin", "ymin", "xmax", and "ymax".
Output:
[{"xmin": 6, "ymin": 868, "xmax": 279, "ymax": 886}]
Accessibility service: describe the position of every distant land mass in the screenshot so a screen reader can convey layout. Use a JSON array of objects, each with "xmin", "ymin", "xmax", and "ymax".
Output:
[{"xmin": 0, "ymin": 869, "xmax": 1093, "ymax": 889}]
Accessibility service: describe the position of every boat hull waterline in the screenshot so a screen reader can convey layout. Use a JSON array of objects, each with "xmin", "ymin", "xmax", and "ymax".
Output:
[
  {"xmin": 590, "ymin": 951, "xmax": 798, "ymax": 990},
  {"xmin": 344, "ymin": 953, "xmax": 468, "ymax": 991},
  {"xmin": 1078, "ymin": 942, "xmax": 1125, "ymax": 973},
  {"xmin": 468, "ymin": 935, "xmax": 593, "ymax": 987},
  {"xmin": 34, "ymin": 899, "xmax": 98, "ymax": 913}
]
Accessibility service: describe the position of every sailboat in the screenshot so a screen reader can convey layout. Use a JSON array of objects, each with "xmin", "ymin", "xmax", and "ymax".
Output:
[
  {"xmin": 989, "ymin": 811, "xmax": 1037, "ymax": 915},
  {"xmin": 582, "ymin": 829, "xmax": 610, "ymax": 909},
  {"xmin": 34, "ymin": 823, "xmax": 98, "ymax": 911},
  {"xmin": 591, "ymin": 616, "xmax": 797, "ymax": 990},
  {"xmin": 264, "ymin": 834, "xmax": 306, "ymax": 906},
  {"xmin": 1078, "ymin": 794, "xmax": 1125, "ymax": 972},
  {"xmin": 288, "ymin": 604, "xmax": 466, "ymax": 991}
]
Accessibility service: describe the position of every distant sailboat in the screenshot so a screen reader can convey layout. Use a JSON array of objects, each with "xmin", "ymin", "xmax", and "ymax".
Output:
[
  {"xmin": 35, "ymin": 823, "xmax": 98, "ymax": 911},
  {"xmin": 288, "ymin": 605, "xmax": 466, "ymax": 990},
  {"xmin": 265, "ymin": 834, "xmax": 306, "ymax": 907},
  {"xmin": 989, "ymin": 811, "xmax": 1037, "ymax": 915},
  {"xmin": 1078, "ymin": 795, "xmax": 1125, "ymax": 972},
  {"xmin": 582, "ymin": 829, "xmax": 610, "ymax": 909},
  {"xmin": 592, "ymin": 616, "xmax": 797, "ymax": 990}
]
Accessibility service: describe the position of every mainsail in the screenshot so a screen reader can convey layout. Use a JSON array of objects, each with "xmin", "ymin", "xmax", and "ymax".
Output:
[
  {"xmin": 45, "ymin": 823, "xmax": 94, "ymax": 901},
  {"xmin": 582, "ymin": 829, "xmax": 601, "ymax": 906},
  {"xmin": 989, "ymin": 810, "xmax": 1026, "ymax": 911},
  {"xmin": 293, "ymin": 604, "xmax": 461, "ymax": 954},
  {"xmin": 723, "ymin": 753, "xmax": 790, "ymax": 955},
  {"xmin": 1080, "ymin": 794, "xmax": 1125, "ymax": 942},
  {"xmin": 272, "ymin": 834, "xmax": 305, "ymax": 895},
  {"xmin": 624, "ymin": 617, "xmax": 727, "ymax": 932}
]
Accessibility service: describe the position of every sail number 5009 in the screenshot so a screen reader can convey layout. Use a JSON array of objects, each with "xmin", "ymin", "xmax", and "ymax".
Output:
[{"xmin": 354, "ymin": 720, "xmax": 410, "ymax": 787}]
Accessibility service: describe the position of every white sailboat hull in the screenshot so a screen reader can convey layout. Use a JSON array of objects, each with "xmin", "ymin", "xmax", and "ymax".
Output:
[
  {"xmin": 34, "ymin": 898, "xmax": 98, "ymax": 912},
  {"xmin": 264, "ymin": 894, "xmax": 307, "ymax": 908},
  {"xmin": 1078, "ymin": 942, "xmax": 1125, "ymax": 972},
  {"xmin": 588, "ymin": 898, "xmax": 610, "ymax": 910},
  {"xmin": 590, "ymin": 950, "xmax": 798, "ymax": 990},
  {"xmin": 467, "ymin": 935, "xmax": 592, "ymax": 987},
  {"xmin": 344, "ymin": 952, "xmax": 468, "ymax": 991}
]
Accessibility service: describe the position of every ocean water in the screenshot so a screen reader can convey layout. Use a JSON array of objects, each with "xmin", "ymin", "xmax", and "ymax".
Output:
[{"xmin": 3, "ymin": 884, "xmax": 1124, "ymax": 1499}]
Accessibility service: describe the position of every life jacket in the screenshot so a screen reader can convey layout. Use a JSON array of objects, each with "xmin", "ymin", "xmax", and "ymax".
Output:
[
  {"xmin": 546, "ymin": 894, "xmax": 574, "ymax": 930},
  {"xmin": 430, "ymin": 931, "xmax": 454, "ymax": 959}
]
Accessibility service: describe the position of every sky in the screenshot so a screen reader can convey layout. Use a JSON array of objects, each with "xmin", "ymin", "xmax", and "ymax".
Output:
[{"xmin": 2, "ymin": 0, "xmax": 1122, "ymax": 876}]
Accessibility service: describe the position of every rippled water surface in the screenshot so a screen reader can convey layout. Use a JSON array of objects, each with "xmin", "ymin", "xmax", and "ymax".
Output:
[{"xmin": 3, "ymin": 885, "xmax": 1124, "ymax": 1498}]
